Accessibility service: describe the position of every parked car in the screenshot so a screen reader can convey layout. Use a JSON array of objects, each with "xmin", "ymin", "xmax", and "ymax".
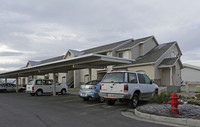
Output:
[
  {"xmin": 26, "ymin": 79, "xmax": 68, "ymax": 96},
  {"xmin": 79, "ymin": 80, "xmax": 105, "ymax": 102},
  {"xmin": 0, "ymin": 83, "xmax": 25, "ymax": 92},
  {"xmin": 99, "ymin": 71, "xmax": 158, "ymax": 108}
]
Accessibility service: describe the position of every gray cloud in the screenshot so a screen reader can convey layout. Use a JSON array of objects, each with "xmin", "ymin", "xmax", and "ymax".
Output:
[
  {"xmin": 0, "ymin": 0, "xmax": 200, "ymax": 72},
  {"xmin": 0, "ymin": 52, "xmax": 24, "ymax": 56}
]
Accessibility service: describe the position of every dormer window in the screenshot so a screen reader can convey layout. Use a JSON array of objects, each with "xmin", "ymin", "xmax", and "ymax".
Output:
[
  {"xmin": 118, "ymin": 51, "xmax": 129, "ymax": 59},
  {"xmin": 118, "ymin": 52, "xmax": 123, "ymax": 58}
]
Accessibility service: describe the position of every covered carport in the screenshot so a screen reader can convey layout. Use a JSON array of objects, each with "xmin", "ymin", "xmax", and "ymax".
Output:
[{"xmin": 0, "ymin": 53, "xmax": 134, "ymax": 96}]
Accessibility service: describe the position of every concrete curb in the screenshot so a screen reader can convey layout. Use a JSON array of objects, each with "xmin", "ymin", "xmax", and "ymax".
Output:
[{"xmin": 135, "ymin": 109, "xmax": 200, "ymax": 127}]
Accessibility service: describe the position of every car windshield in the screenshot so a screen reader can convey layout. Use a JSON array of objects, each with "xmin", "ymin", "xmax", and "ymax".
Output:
[
  {"xmin": 85, "ymin": 80, "xmax": 100, "ymax": 85},
  {"xmin": 102, "ymin": 72, "xmax": 125, "ymax": 83},
  {"xmin": 28, "ymin": 80, "xmax": 33, "ymax": 85}
]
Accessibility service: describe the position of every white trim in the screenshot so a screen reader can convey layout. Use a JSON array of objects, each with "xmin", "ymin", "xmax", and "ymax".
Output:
[{"xmin": 114, "ymin": 62, "xmax": 154, "ymax": 69}]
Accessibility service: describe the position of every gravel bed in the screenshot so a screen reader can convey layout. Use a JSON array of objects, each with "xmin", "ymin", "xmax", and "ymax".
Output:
[{"xmin": 137, "ymin": 104, "xmax": 200, "ymax": 120}]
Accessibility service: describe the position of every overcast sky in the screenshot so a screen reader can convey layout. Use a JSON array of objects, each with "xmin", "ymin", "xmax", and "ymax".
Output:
[{"xmin": 0, "ymin": 0, "xmax": 200, "ymax": 73}]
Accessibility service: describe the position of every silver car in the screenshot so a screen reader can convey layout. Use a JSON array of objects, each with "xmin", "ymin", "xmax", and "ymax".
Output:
[
  {"xmin": 0, "ymin": 83, "xmax": 25, "ymax": 92},
  {"xmin": 79, "ymin": 80, "xmax": 105, "ymax": 102}
]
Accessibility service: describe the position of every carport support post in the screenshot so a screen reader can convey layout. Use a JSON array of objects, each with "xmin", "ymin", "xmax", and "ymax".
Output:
[
  {"xmin": 53, "ymin": 73, "xmax": 56, "ymax": 96},
  {"xmin": 5, "ymin": 78, "xmax": 7, "ymax": 83},
  {"xmin": 16, "ymin": 77, "xmax": 19, "ymax": 93},
  {"xmin": 89, "ymin": 68, "xmax": 92, "ymax": 81}
]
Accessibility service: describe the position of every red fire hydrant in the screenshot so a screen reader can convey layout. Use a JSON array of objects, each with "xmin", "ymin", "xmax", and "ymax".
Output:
[{"xmin": 168, "ymin": 92, "xmax": 182, "ymax": 114}]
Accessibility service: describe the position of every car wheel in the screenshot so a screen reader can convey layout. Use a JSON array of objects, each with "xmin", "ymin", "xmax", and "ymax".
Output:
[
  {"xmin": 61, "ymin": 89, "xmax": 66, "ymax": 95},
  {"xmin": 82, "ymin": 97, "xmax": 89, "ymax": 101},
  {"xmin": 106, "ymin": 99, "xmax": 116, "ymax": 105},
  {"xmin": 99, "ymin": 97, "xmax": 105, "ymax": 103},
  {"xmin": 36, "ymin": 90, "xmax": 43, "ymax": 96},
  {"xmin": 129, "ymin": 93, "xmax": 139, "ymax": 108}
]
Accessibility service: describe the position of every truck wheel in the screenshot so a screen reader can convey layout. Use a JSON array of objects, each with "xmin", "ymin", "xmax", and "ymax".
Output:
[
  {"xmin": 129, "ymin": 93, "xmax": 139, "ymax": 108},
  {"xmin": 61, "ymin": 89, "xmax": 66, "ymax": 95},
  {"xmin": 106, "ymin": 99, "xmax": 116, "ymax": 105},
  {"xmin": 36, "ymin": 90, "xmax": 43, "ymax": 96},
  {"xmin": 99, "ymin": 97, "xmax": 105, "ymax": 103}
]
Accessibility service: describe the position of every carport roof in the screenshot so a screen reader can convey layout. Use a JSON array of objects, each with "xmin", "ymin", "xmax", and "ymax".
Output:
[{"xmin": 0, "ymin": 54, "xmax": 134, "ymax": 78}]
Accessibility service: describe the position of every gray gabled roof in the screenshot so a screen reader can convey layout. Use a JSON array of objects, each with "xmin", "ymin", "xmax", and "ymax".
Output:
[
  {"xmin": 81, "ymin": 39, "xmax": 133, "ymax": 54},
  {"xmin": 117, "ymin": 36, "xmax": 154, "ymax": 50},
  {"xmin": 27, "ymin": 61, "xmax": 41, "ymax": 66},
  {"xmin": 69, "ymin": 49, "xmax": 84, "ymax": 57},
  {"xmin": 183, "ymin": 64, "xmax": 200, "ymax": 71},
  {"xmin": 81, "ymin": 36, "xmax": 154, "ymax": 54},
  {"xmin": 40, "ymin": 55, "xmax": 64, "ymax": 64},
  {"xmin": 131, "ymin": 42, "xmax": 176, "ymax": 65},
  {"xmin": 158, "ymin": 57, "xmax": 178, "ymax": 67}
]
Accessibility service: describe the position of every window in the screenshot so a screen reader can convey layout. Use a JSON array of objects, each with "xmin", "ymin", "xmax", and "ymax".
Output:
[
  {"xmin": 138, "ymin": 74, "xmax": 146, "ymax": 84},
  {"xmin": 143, "ymin": 74, "xmax": 151, "ymax": 84},
  {"xmin": 43, "ymin": 80, "xmax": 52, "ymax": 85},
  {"xmin": 36, "ymin": 80, "xmax": 42, "ymax": 85},
  {"xmin": 118, "ymin": 52, "xmax": 123, "ymax": 58},
  {"xmin": 102, "ymin": 72, "xmax": 125, "ymax": 83},
  {"xmin": 28, "ymin": 80, "xmax": 33, "ymax": 85},
  {"xmin": 118, "ymin": 51, "xmax": 129, "ymax": 59},
  {"xmin": 128, "ymin": 73, "xmax": 138, "ymax": 83}
]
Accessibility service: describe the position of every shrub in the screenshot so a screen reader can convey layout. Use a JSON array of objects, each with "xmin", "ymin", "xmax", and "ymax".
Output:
[
  {"xmin": 195, "ymin": 94, "xmax": 200, "ymax": 100},
  {"xmin": 149, "ymin": 91, "xmax": 172, "ymax": 104},
  {"xmin": 188, "ymin": 99, "xmax": 200, "ymax": 106}
]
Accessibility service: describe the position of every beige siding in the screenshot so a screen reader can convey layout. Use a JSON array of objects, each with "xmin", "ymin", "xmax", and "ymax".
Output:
[
  {"xmin": 58, "ymin": 73, "xmax": 66, "ymax": 84},
  {"xmin": 128, "ymin": 65, "xmax": 155, "ymax": 79}
]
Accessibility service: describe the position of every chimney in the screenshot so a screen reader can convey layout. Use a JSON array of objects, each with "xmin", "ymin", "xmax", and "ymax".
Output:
[{"xmin": 139, "ymin": 42, "xmax": 144, "ymax": 56}]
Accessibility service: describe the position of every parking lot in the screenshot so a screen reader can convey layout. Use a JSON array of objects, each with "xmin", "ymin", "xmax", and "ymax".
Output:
[{"xmin": 0, "ymin": 93, "xmax": 172, "ymax": 127}]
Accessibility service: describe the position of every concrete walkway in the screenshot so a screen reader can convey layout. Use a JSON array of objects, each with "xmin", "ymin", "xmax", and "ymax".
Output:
[{"xmin": 121, "ymin": 109, "xmax": 200, "ymax": 127}]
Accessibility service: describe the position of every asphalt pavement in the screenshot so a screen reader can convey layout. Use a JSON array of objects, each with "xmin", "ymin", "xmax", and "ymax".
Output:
[{"xmin": 0, "ymin": 93, "xmax": 173, "ymax": 127}]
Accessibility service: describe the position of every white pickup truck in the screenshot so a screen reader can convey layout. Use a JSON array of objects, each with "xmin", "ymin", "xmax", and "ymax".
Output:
[
  {"xmin": 26, "ymin": 79, "xmax": 68, "ymax": 96},
  {"xmin": 99, "ymin": 71, "xmax": 158, "ymax": 108}
]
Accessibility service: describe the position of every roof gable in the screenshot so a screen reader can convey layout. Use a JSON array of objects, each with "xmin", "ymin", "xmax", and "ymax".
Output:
[
  {"xmin": 131, "ymin": 42, "xmax": 176, "ymax": 65},
  {"xmin": 26, "ymin": 61, "xmax": 41, "ymax": 67},
  {"xmin": 117, "ymin": 36, "xmax": 156, "ymax": 51},
  {"xmin": 40, "ymin": 55, "xmax": 64, "ymax": 64}
]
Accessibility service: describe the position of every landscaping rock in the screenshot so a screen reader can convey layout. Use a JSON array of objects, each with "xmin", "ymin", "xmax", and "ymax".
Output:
[{"xmin": 137, "ymin": 103, "xmax": 200, "ymax": 120}]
